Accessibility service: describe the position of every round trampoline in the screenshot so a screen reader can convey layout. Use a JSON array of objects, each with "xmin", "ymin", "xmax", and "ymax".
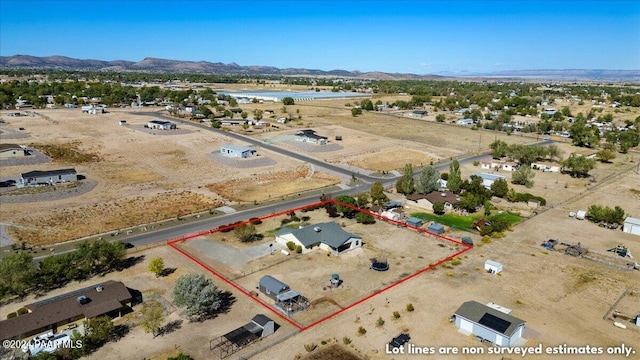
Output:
[{"xmin": 370, "ymin": 258, "xmax": 389, "ymax": 271}]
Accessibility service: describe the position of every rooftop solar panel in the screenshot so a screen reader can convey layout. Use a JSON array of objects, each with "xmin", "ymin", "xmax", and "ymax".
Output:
[{"xmin": 478, "ymin": 313, "xmax": 511, "ymax": 334}]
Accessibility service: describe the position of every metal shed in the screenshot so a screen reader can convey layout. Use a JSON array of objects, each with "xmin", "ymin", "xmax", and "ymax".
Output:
[
  {"xmin": 623, "ymin": 217, "xmax": 640, "ymax": 236},
  {"xmin": 484, "ymin": 260, "xmax": 503, "ymax": 275},
  {"xmin": 406, "ymin": 217, "xmax": 423, "ymax": 228},
  {"xmin": 454, "ymin": 300, "xmax": 526, "ymax": 347},
  {"xmin": 427, "ymin": 223, "xmax": 445, "ymax": 235}
]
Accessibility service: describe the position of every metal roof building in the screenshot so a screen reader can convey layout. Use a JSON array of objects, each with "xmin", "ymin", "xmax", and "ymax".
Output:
[{"xmin": 454, "ymin": 301, "xmax": 526, "ymax": 347}]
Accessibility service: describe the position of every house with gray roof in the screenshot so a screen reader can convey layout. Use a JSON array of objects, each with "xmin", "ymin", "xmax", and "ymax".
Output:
[
  {"xmin": 454, "ymin": 300, "xmax": 526, "ymax": 347},
  {"xmin": 275, "ymin": 221, "xmax": 362, "ymax": 255},
  {"xmin": 0, "ymin": 144, "xmax": 26, "ymax": 159},
  {"xmin": 471, "ymin": 173, "xmax": 507, "ymax": 189},
  {"xmin": 19, "ymin": 168, "xmax": 77, "ymax": 187}
]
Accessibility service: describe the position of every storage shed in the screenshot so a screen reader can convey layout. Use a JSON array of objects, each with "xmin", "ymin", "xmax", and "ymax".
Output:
[
  {"xmin": 484, "ymin": 260, "xmax": 503, "ymax": 275},
  {"xmin": 258, "ymin": 276, "xmax": 290, "ymax": 300},
  {"xmin": 576, "ymin": 210, "xmax": 586, "ymax": 220},
  {"xmin": 623, "ymin": 217, "xmax": 640, "ymax": 236},
  {"xmin": 406, "ymin": 217, "xmax": 423, "ymax": 228},
  {"xmin": 454, "ymin": 300, "xmax": 526, "ymax": 347},
  {"xmin": 427, "ymin": 223, "xmax": 445, "ymax": 235}
]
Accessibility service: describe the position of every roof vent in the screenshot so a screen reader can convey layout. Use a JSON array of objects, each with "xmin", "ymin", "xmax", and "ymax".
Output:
[
  {"xmin": 441, "ymin": 193, "xmax": 447, "ymax": 197},
  {"xmin": 96, "ymin": 285, "xmax": 104, "ymax": 292},
  {"xmin": 314, "ymin": 227, "xmax": 321, "ymax": 232},
  {"xmin": 77, "ymin": 296, "xmax": 89, "ymax": 305}
]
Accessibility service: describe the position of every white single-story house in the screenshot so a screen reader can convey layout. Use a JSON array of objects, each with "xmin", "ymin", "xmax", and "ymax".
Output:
[
  {"xmin": 220, "ymin": 145, "xmax": 257, "ymax": 158},
  {"xmin": 457, "ymin": 118, "xmax": 474, "ymax": 125},
  {"xmin": 275, "ymin": 222, "xmax": 362, "ymax": 255},
  {"xmin": 0, "ymin": 144, "xmax": 26, "ymax": 159},
  {"xmin": 484, "ymin": 260, "xmax": 503, "ymax": 274},
  {"xmin": 20, "ymin": 168, "xmax": 77, "ymax": 186},
  {"xmin": 220, "ymin": 119, "xmax": 246, "ymax": 126},
  {"xmin": 454, "ymin": 301, "xmax": 526, "ymax": 347},
  {"xmin": 501, "ymin": 162, "xmax": 519, "ymax": 172},
  {"xmin": 295, "ymin": 129, "xmax": 327, "ymax": 145},
  {"xmin": 623, "ymin": 217, "xmax": 640, "ymax": 236},
  {"xmin": 147, "ymin": 120, "xmax": 176, "ymax": 130},
  {"xmin": 471, "ymin": 173, "xmax": 507, "ymax": 189}
]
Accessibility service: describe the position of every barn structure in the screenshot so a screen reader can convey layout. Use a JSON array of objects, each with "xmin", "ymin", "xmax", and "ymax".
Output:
[
  {"xmin": 220, "ymin": 145, "xmax": 257, "ymax": 158},
  {"xmin": 209, "ymin": 314, "xmax": 278, "ymax": 359},
  {"xmin": 454, "ymin": 301, "xmax": 526, "ymax": 347},
  {"xmin": 258, "ymin": 276, "xmax": 309, "ymax": 316}
]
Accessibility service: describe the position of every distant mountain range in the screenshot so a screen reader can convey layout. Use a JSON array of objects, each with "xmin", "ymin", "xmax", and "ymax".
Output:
[{"xmin": 1, "ymin": 55, "xmax": 639, "ymax": 82}]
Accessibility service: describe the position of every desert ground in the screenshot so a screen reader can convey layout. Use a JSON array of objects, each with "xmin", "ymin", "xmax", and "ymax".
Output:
[{"xmin": 176, "ymin": 206, "xmax": 462, "ymax": 327}]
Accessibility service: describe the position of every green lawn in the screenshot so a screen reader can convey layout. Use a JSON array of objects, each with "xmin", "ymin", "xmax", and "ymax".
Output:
[{"xmin": 410, "ymin": 211, "xmax": 523, "ymax": 231}]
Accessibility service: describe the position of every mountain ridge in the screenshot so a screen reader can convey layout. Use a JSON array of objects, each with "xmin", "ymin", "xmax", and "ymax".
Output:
[{"xmin": 1, "ymin": 55, "xmax": 638, "ymax": 81}]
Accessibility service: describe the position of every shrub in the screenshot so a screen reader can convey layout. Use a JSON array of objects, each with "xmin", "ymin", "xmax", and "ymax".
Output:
[
  {"xmin": 355, "ymin": 212, "xmax": 376, "ymax": 224},
  {"xmin": 376, "ymin": 316, "xmax": 385, "ymax": 327},
  {"xmin": 6, "ymin": 312, "xmax": 17, "ymax": 319},
  {"xmin": 321, "ymin": 340, "xmax": 327, "ymax": 345},
  {"xmin": 295, "ymin": 245, "xmax": 303, "ymax": 254},
  {"xmin": 286, "ymin": 241, "xmax": 296, "ymax": 250},
  {"xmin": 357, "ymin": 326, "xmax": 367, "ymax": 335},
  {"xmin": 343, "ymin": 336, "xmax": 352, "ymax": 345},
  {"xmin": 249, "ymin": 217, "xmax": 262, "ymax": 225},
  {"xmin": 406, "ymin": 303, "xmax": 414, "ymax": 312},
  {"xmin": 450, "ymin": 258, "xmax": 461, "ymax": 266},
  {"xmin": 393, "ymin": 311, "xmax": 401, "ymax": 319},
  {"xmin": 473, "ymin": 160, "xmax": 480, "ymax": 166},
  {"xmin": 16, "ymin": 307, "xmax": 29, "ymax": 315},
  {"xmin": 281, "ymin": 218, "xmax": 292, "ymax": 225},
  {"xmin": 445, "ymin": 271, "xmax": 454, "ymax": 277},
  {"xmin": 304, "ymin": 343, "xmax": 317, "ymax": 352}
]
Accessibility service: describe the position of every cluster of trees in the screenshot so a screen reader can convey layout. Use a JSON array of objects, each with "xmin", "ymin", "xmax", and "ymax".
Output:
[
  {"xmin": 490, "ymin": 141, "xmax": 561, "ymax": 164},
  {"xmin": 586, "ymin": 204, "xmax": 626, "ymax": 224},
  {"xmin": 0, "ymin": 240, "xmax": 127, "ymax": 299},
  {"xmin": 561, "ymin": 153, "xmax": 597, "ymax": 177}
]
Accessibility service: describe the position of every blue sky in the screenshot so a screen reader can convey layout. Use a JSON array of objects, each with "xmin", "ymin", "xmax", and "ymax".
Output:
[{"xmin": 1, "ymin": 0, "xmax": 638, "ymax": 74}]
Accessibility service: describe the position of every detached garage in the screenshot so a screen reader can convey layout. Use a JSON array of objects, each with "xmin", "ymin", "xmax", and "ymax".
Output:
[
  {"xmin": 454, "ymin": 301, "xmax": 526, "ymax": 347},
  {"xmin": 623, "ymin": 217, "xmax": 640, "ymax": 236}
]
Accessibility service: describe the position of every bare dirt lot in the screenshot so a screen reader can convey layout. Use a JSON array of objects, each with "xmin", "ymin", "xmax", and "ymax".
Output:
[{"xmin": 0, "ymin": 109, "xmax": 339, "ymax": 244}]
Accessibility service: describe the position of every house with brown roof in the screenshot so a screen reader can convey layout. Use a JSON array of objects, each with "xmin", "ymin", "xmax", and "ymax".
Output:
[
  {"xmin": 407, "ymin": 191, "xmax": 460, "ymax": 212},
  {"xmin": 0, "ymin": 280, "xmax": 132, "ymax": 341}
]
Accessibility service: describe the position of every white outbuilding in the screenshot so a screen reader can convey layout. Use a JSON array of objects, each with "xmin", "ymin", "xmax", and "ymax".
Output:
[
  {"xmin": 623, "ymin": 217, "xmax": 640, "ymax": 236},
  {"xmin": 484, "ymin": 260, "xmax": 503, "ymax": 275}
]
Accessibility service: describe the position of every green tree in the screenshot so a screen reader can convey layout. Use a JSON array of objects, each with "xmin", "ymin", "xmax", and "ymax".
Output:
[
  {"xmin": 351, "ymin": 107, "xmax": 362, "ymax": 117},
  {"xmin": 355, "ymin": 192, "xmax": 369, "ymax": 208},
  {"xmin": 0, "ymin": 252, "xmax": 37, "ymax": 298},
  {"xmin": 148, "ymin": 257, "xmax": 165, "ymax": 278},
  {"xmin": 396, "ymin": 164, "xmax": 415, "ymax": 195},
  {"xmin": 370, "ymin": 181, "xmax": 388, "ymax": 205},
  {"xmin": 569, "ymin": 119, "xmax": 600, "ymax": 147},
  {"xmin": 234, "ymin": 223, "xmax": 258, "ymax": 242},
  {"xmin": 85, "ymin": 316, "xmax": 116, "ymax": 348},
  {"xmin": 491, "ymin": 178, "xmax": 509, "ymax": 198},
  {"xmin": 355, "ymin": 212, "xmax": 376, "ymax": 224},
  {"xmin": 546, "ymin": 144, "xmax": 561, "ymax": 162},
  {"xmin": 596, "ymin": 149, "xmax": 616, "ymax": 163},
  {"xmin": 562, "ymin": 153, "xmax": 596, "ymax": 177},
  {"xmin": 432, "ymin": 202, "xmax": 445, "ymax": 215},
  {"xmin": 447, "ymin": 160, "xmax": 463, "ymax": 194},
  {"xmin": 436, "ymin": 114, "xmax": 446, "ymax": 122},
  {"xmin": 172, "ymin": 274, "xmax": 222, "ymax": 322},
  {"xmin": 511, "ymin": 166, "xmax": 535, "ymax": 188},
  {"xmin": 282, "ymin": 97, "xmax": 295, "ymax": 105},
  {"xmin": 241, "ymin": 111, "xmax": 248, "ymax": 120},
  {"xmin": 140, "ymin": 300, "xmax": 165, "ymax": 337},
  {"xmin": 416, "ymin": 165, "xmax": 439, "ymax": 194},
  {"xmin": 335, "ymin": 195, "xmax": 357, "ymax": 217},
  {"xmin": 253, "ymin": 109, "xmax": 263, "ymax": 121},
  {"xmin": 489, "ymin": 140, "xmax": 508, "ymax": 159}
]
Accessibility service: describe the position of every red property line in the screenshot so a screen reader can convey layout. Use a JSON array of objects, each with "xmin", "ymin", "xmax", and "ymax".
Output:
[
  {"xmin": 167, "ymin": 199, "xmax": 473, "ymax": 332},
  {"xmin": 167, "ymin": 241, "xmax": 304, "ymax": 331}
]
